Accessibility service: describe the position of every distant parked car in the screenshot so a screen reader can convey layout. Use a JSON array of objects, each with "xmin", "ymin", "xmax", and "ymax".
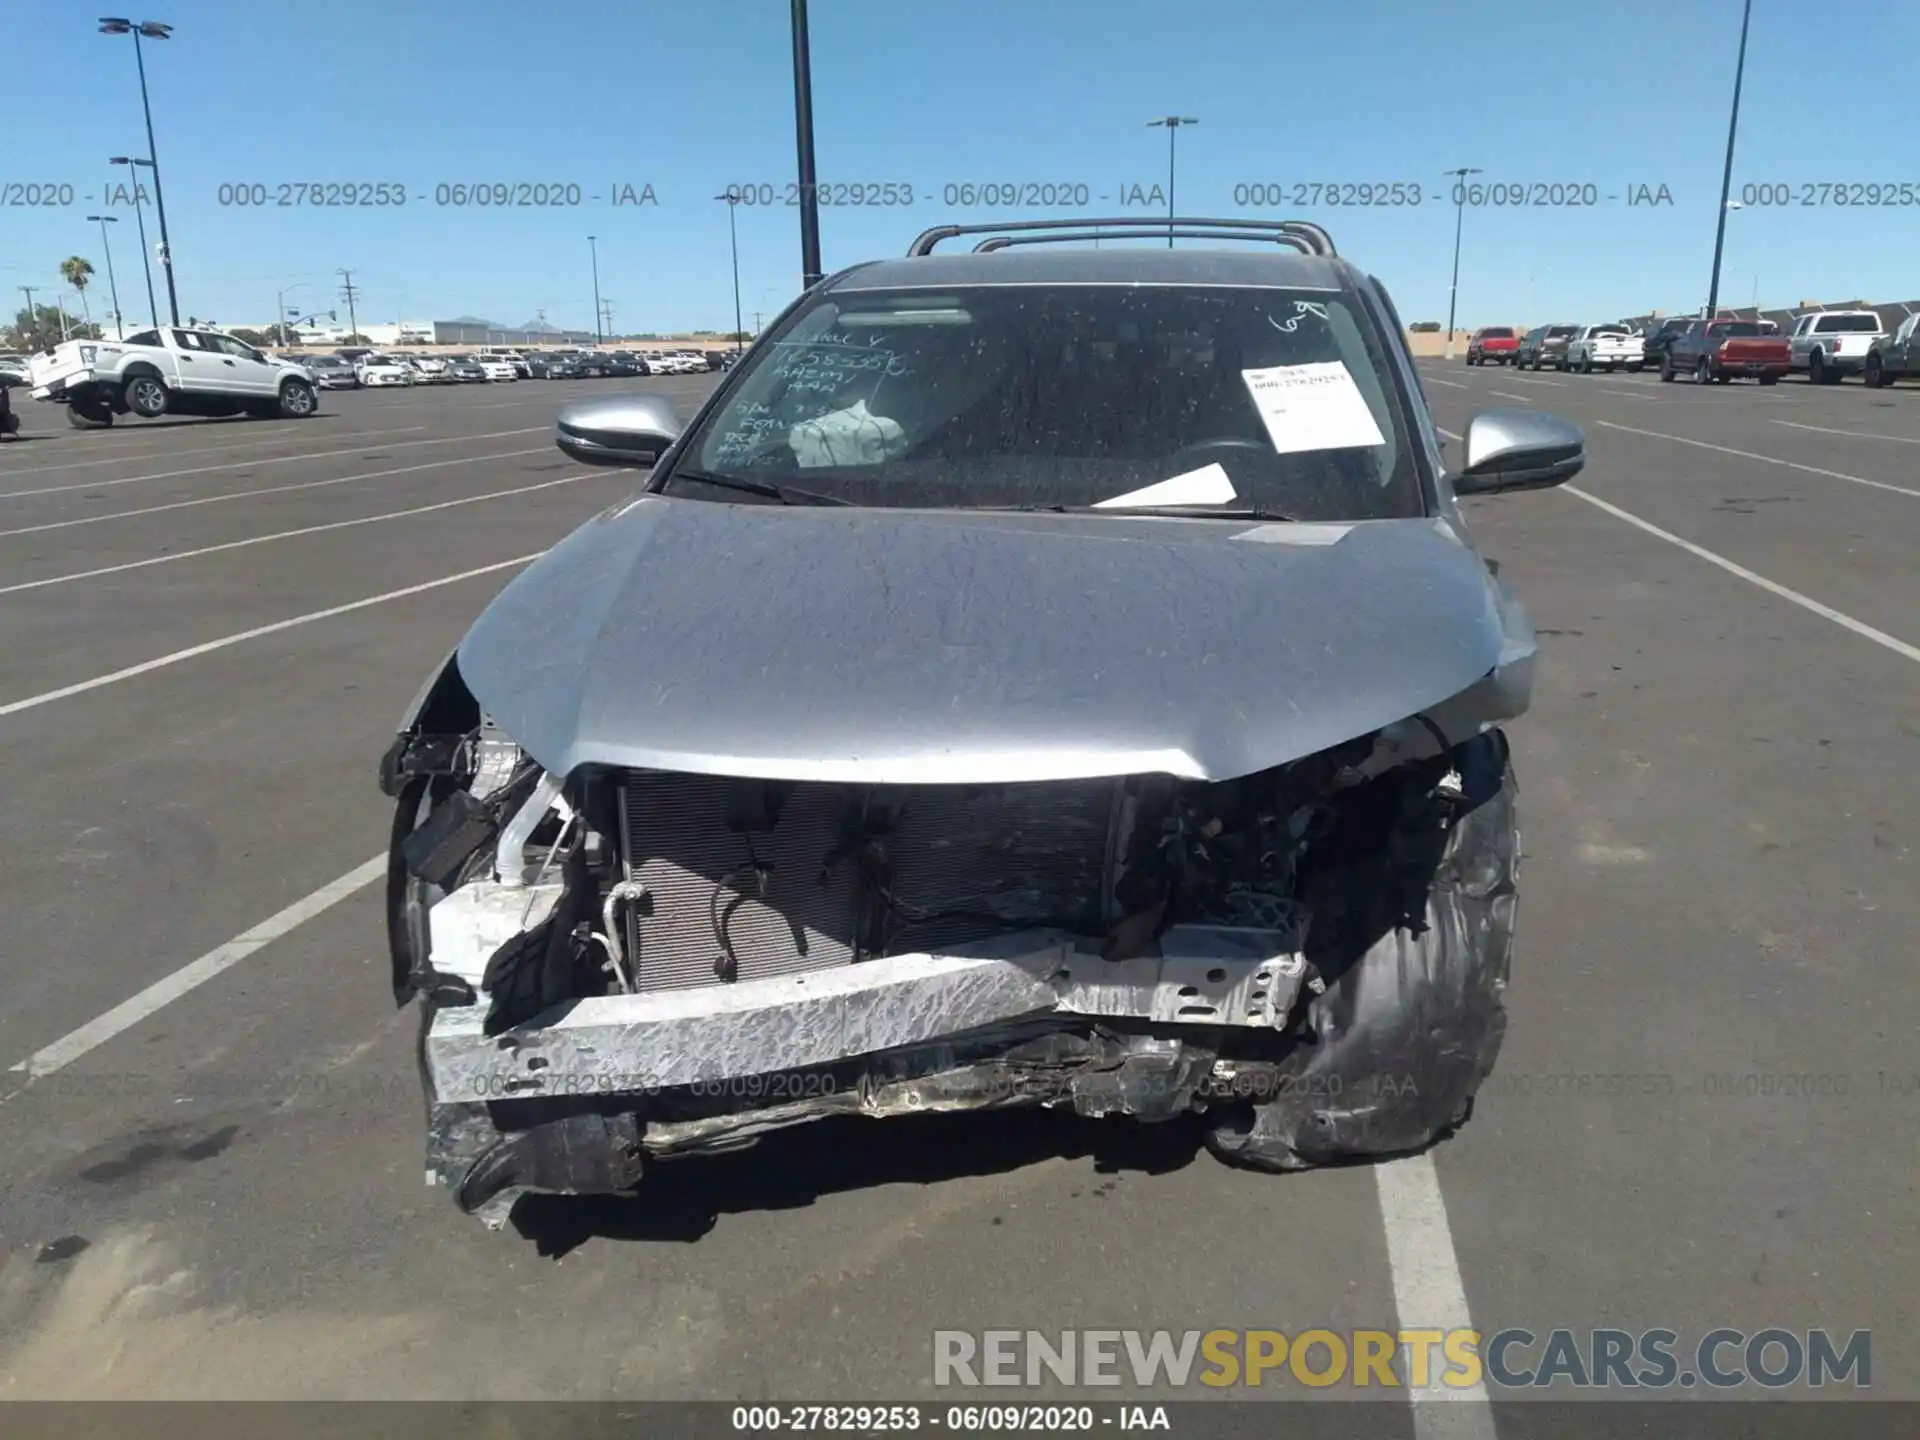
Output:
[
  {"xmin": 1663, "ymin": 319, "xmax": 1788, "ymax": 385},
  {"xmin": 1786, "ymin": 310, "xmax": 1885, "ymax": 385},
  {"xmin": 602, "ymin": 353, "xmax": 643, "ymax": 377},
  {"xmin": 356, "ymin": 353, "xmax": 414, "ymax": 387},
  {"xmin": 1638, "ymin": 318, "xmax": 1692, "ymax": 371},
  {"xmin": 305, "ymin": 354, "xmax": 359, "ymax": 390},
  {"xmin": 444, "ymin": 356, "xmax": 486, "ymax": 383},
  {"xmin": 574, "ymin": 353, "xmax": 610, "ymax": 378},
  {"xmin": 1465, "ymin": 327, "xmax": 1519, "ymax": 366},
  {"xmin": 1863, "ymin": 313, "xmax": 1920, "ymax": 388},
  {"xmin": 1561, "ymin": 325, "xmax": 1640, "ymax": 374},
  {"xmin": 477, "ymin": 357, "xmax": 519, "ymax": 382},
  {"xmin": 410, "ymin": 355, "xmax": 451, "ymax": 384},
  {"xmin": 1513, "ymin": 325, "xmax": 1578, "ymax": 370},
  {"xmin": 543, "ymin": 354, "xmax": 587, "ymax": 379}
]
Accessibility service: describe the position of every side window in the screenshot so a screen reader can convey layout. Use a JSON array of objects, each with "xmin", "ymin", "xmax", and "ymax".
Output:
[
  {"xmin": 124, "ymin": 329, "xmax": 162, "ymax": 347},
  {"xmin": 209, "ymin": 335, "xmax": 257, "ymax": 360},
  {"xmin": 1897, "ymin": 315, "xmax": 1918, "ymax": 344},
  {"xmin": 171, "ymin": 329, "xmax": 208, "ymax": 351}
]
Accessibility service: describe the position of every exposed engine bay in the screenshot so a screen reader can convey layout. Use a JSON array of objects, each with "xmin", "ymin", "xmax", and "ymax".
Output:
[{"xmin": 385, "ymin": 703, "xmax": 1518, "ymax": 1223}]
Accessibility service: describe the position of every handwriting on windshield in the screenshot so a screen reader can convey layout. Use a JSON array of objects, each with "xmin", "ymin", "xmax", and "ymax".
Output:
[
  {"xmin": 769, "ymin": 337, "xmax": 914, "ymax": 396},
  {"xmin": 711, "ymin": 400, "xmax": 787, "ymax": 461}
]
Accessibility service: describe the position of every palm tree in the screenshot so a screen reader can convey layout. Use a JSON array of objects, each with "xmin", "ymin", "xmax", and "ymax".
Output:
[{"xmin": 60, "ymin": 256, "xmax": 96, "ymax": 327}]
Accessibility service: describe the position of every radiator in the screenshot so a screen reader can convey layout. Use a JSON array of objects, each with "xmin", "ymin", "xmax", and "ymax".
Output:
[{"xmin": 617, "ymin": 771, "xmax": 1124, "ymax": 992}]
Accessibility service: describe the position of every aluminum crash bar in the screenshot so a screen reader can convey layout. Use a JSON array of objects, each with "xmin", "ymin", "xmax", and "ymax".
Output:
[{"xmin": 907, "ymin": 216, "xmax": 1337, "ymax": 258}]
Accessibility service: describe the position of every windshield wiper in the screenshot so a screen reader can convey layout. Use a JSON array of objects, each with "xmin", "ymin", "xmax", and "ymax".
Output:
[
  {"xmin": 1066, "ymin": 504, "xmax": 1303, "ymax": 521},
  {"xmin": 663, "ymin": 468, "xmax": 854, "ymax": 507}
]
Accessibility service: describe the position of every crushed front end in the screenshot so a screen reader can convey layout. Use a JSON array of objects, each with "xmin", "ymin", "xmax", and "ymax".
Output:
[{"xmin": 384, "ymin": 698, "xmax": 1518, "ymax": 1225}]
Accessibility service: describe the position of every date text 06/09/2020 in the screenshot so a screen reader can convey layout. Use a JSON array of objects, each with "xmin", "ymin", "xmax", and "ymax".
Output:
[
  {"xmin": 1229, "ymin": 181, "xmax": 1677, "ymax": 209},
  {"xmin": 210, "ymin": 182, "xmax": 659, "ymax": 208}
]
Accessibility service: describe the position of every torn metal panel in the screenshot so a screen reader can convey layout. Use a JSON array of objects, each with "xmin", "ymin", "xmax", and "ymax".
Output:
[{"xmin": 424, "ymin": 923, "xmax": 1310, "ymax": 1102}]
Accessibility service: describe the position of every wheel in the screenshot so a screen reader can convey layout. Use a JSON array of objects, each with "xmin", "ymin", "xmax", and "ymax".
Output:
[
  {"xmin": 1759, "ymin": 374, "xmax": 1779, "ymax": 386},
  {"xmin": 1581, "ymin": 356, "xmax": 1594, "ymax": 374},
  {"xmin": 1606, "ymin": 362, "xmax": 1618, "ymax": 373},
  {"xmin": 124, "ymin": 372, "xmax": 171, "ymax": 418},
  {"xmin": 1809, "ymin": 352, "xmax": 1827, "ymax": 386},
  {"xmin": 1659, "ymin": 357, "xmax": 1675, "ymax": 382},
  {"xmin": 1627, "ymin": 361, "xmax": 1644, "ymax": 373},
  {"xmin": 1863, "ymin": 355, "xmax": 1884, "ymax": 388},
  {"xmin": 1696, "ymin": 357, "xmax": 1713, "ymax": 385},
  {"xmin": 1716, "ymin": 372, "xmax": 1732, "ymax": 385},
  {"xmin": 276, "ymin": 377, "xmax": 318, "ymax": 418},
  {"xmin": 68, "ymin": 398, "xmax": 115, "ymax": 428}
]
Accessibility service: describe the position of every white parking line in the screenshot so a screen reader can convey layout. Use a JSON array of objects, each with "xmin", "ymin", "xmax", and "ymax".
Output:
[
  {"xmin": 0, "ymin": 551, "xmax": 544, "ymax": 718},
  {"xmin": 1595, "ymin": 420, "xmax": 1920, "ymax": 500},
  {"xmin": 0, "ymin": 426, "xmax": 428, "ymax": 478},
  {"xmin": 0, "ymin": 426, "xmax": 548, "ymax": 501},
  {"xmin": 1594, "ymin": 388, "xmax": 1657, "ymax": 401},
  {"xmin": 1423, "ymin": 377, "xmax": 1470, "ymax": 389},
  {"xmin": 1489, "ymin": 391, "xmax": 1534, "ymax": 403},
  {"xmin": 1562, "ymin": 486, "xmax": 1920, "ymax": 665},
  {"xmin": 1772, "ymin": 418, "xmax": 1920, "ymax": 445},
  {"xmin": 1489, "ymin": 374, "xmax": 1565, "ymax": 387},
  {"xmin": 0, "ymin": 471, "xmax": 604, "ymax": 597},
  {"xmin": 7, "ymin": 854, "xmax": 387, "ymax": 1080},
  {"xmin": 0, "ymin": 446, "xmax": 552, "ymax": 539},
  {"xmin": 1376, "ymin": 1156, "xmax": 1496, "ymax": 1437}
]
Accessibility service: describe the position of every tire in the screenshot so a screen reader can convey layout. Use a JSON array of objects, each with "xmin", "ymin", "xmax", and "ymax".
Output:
[
  {"xmin": 1206, "ymin": 732, "xmax": 1517, "ymax": 1174},
  {"xmin": 1809, "ymin": 352, "xmax": 1827, "ymax": 386},
  {"xmin": 68, "ymin": 398, "xmax": 115, "ymax": 428},
  {"xmin": 124, "ymin": 372, "xmax": 171, "ymax": 418},
  {"xmin": 1660, "ymin": 357, "xmax": 1675, "ymax": 382},
  {"xmin": 276, "ymin": 377, "xmax": 318, "ymax": 418},
  {"xmin": 1696, "ymin": 358, "xmax": 1713, "ymax": 386},
  {"xmin": 1627, "ymin": 361, "xmax": 1644, "ymax": 373},
  {"xmin": 1864, "ymin": 355, "xmax": 1884, "ymax": 388},
  {"xmin": 1759, "ymin": 374, "xmax": 1778, "ymax": 386}
]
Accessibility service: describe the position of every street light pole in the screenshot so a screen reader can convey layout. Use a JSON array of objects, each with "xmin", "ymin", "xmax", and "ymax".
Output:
[
  {"xmin": 588, "ymin": 235, "xmax": 602, "ymax": 345},
  {"xmin": 276, "ymin": 282, "xmax": 305, "ymax": 345},
  {"xmin": 1704, "ymin": 0, "xmax": 1753, "ymax": 322},
  {"xmin": 1147, "ymin": 116, "xmax": 1199, "ymax": 247},
  {"xmin": 87, "ymin": 214, "xmax": 124, "ymax": 339},
  {"xmin": 715, "ymin": 189, "xmax": 745, "ymax": 354},
  {"xmin": 1441, "ymin": 166, "xmax": 1482, "ymax": 360},
  {"xmin": 109, "ymin": 156, "xmax": 160, "ymax": 327},
  {"xmin": 790, "ymin": 0, "xmax": 823, "ymax": 288},
  {"xmin": 100, "ymin": 20, "xmax": 179, "ymax": 324}
]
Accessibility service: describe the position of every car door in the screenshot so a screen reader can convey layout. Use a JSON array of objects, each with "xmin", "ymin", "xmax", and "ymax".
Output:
[
  {"xmin": 167, "ymin": 328, "xmax": 222, "ymax": 394},
  {"xmin": 1788, "ymin": 315, "xmax": 1814, "ymax": 368},
  {"xmin": 206, "ymin": 333, "xmax": 279, "ymax": 397},
  {"xmin": 1894, "ymin": 314, "xmax": 1920, "ymax": 372}
]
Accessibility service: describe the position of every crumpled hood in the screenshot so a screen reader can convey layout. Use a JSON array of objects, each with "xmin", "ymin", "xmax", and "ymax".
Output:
[{"xmin": 458, "ymin": 497, "xmax": 1529, "ymax": 784}]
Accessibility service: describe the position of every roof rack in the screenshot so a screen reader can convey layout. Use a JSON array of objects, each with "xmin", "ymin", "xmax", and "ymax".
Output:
[{"xmin": 906, "ymin": 217, "xmax": 1336, "ymax": 258}]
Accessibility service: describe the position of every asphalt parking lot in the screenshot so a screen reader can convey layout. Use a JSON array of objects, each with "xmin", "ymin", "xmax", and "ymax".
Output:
[{"xmin": 0, "ymin": 361, "xmax": 1913, "ymax": 1423}]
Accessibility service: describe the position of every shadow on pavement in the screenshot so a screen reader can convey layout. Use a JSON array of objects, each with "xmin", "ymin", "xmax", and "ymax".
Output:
[{"xmin": 509, "ymin": 1107, "xmax": 1208, "ymax": 1258}]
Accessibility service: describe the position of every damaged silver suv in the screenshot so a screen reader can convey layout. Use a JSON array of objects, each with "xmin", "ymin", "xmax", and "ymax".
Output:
[{"xmin": 378, "ymin": 217, "xmax": 1586, "ymax": 1224}]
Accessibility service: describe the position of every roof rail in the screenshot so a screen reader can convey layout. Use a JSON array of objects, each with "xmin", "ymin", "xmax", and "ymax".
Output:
[{"xmin": 906, "ymin": 216, "xmax": 1336, "ymax": 258}]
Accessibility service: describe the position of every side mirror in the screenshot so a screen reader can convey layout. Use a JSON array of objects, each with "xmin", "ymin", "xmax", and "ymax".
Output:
[
  {"xmin": 554, "ymin": 392, "xmax": 683, "ymax": 467},
  {"xmin": 1454, "ymin": 407, "xmax": 1585, "ymax": 496}
]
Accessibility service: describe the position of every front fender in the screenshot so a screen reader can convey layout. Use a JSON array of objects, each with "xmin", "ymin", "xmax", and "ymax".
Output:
[{"xmin": 377, "ymin": 649, "xmax": 482, "ymax": 797}]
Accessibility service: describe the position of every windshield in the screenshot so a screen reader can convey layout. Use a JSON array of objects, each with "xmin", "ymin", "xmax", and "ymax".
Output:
[
  {"xmin": 1709, "ymin": 322, "xmax": 1766, "ymax": 337},
  {"xmin": 1592, "ymin": 327, "xmax": 1627, "ymax": 338},
  {"xmin": 1813, "ymin": 315, "xmax": 1880, "ymax": 333},
  {"xmin": 676, "ymin": 282, "xmax": 1422, "ymax": 522},
  {"xmin": 1479, "ymin": 327, "xmax": 1514, "ymax": 339},
  {"xmin": 1545, "ymin": 326, "xmax": 1578, "ymax": 339}
]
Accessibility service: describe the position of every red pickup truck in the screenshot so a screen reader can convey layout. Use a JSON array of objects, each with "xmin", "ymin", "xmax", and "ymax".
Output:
[
  {"xmin": 1661, "ymin": 319, "xmax": 1789, "ymax": 385},
  {"xmin": 1465, "ymin": 326, "xmax": 1520, "ymax": 366}
]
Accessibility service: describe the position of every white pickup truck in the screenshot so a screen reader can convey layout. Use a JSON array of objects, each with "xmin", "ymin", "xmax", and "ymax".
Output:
[
  {"xmin": 28, "ymin": 325, "xmax": 320, "ymax": 428},
  {"xmin": 1562, "ymin": 325, "xmax": 1642, "ymax": 373},
  {"xmin": 1787, "ymin": 310, "xmax": 1886, "ymax": 384}
]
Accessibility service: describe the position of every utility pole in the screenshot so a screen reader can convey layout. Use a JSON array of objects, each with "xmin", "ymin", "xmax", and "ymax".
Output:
[
  {"xmin": 599, "ymin": 298, "xmax": 614, "ymax": 340},
  {"xmin": 338, "ymin": 269, "xmax": 360, "ymax": 340},
  {"xmin": 88, "ymin": 215, "xmax": 124, "ymax": 339},
  {"xmin": 1441, "ymin": 166, "xmax": 1482, "ymax": 360},
  {"xmin": 588, "ymin": 235, "xmax": 603, "ymax": 344},
  {"xmin": 1147, "ymin": 116, "xmax": 1199, "ymax": 247},
  {"xmin": 18, "ymin": 286, "xmax": 37, "ymax": 344},
  {"xmin": 791, "ymin": 0, "xmax": 822, "ymax": 287},
  {"xmin": 1704, "ymin": 0, "xmax": 1753, "ymax": 322}
]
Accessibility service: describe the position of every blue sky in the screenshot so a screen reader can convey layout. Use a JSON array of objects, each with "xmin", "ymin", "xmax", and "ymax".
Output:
[{"xmin": 9, "ymin": 0, "xmax": 1918, "ymax": 334}]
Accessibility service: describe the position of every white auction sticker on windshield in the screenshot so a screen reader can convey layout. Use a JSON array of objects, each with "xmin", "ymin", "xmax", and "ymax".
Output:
[
  {"xmin": 1240, "ymin": 362, "xmax": 1386, "ymax": 455},
  {"xmin": 1094, "ymin": 462, "xmax": 1238, "ymax": 509}
]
